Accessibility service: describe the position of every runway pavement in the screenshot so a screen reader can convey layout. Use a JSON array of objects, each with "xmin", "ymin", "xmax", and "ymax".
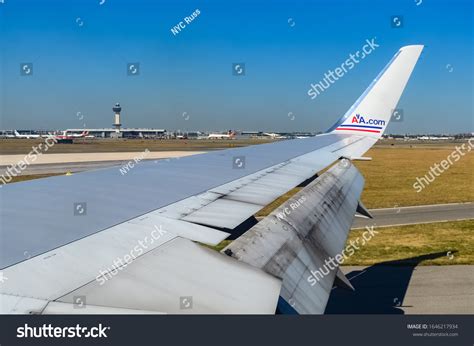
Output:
[
  {"xmin": 351, "ymin": 203, "xmax": 473, "ymax": 229},
  {"xmin": 0, "ymin": 151, "xmax": 205, "ymax": 175},
  {"xmin": 0, "ymin": 160, "xmax": 148, "ymax": 175}
]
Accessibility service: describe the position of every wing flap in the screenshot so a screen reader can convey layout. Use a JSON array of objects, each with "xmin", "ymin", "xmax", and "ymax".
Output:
[
  {"xmin": 56, "ymin": 238, "xmax": 282, "ymax": 314},
  {"xmin": 166, "ymin": 150, "xmax": 337, "ymax": 230},
  {"xmin": 181, "ymin": 198, "xmax": 263, "ymax": 229},
  {"xmin": 128, "ymin": 214, "xmax": 230, "ymax": 245},
  {"xmin": 0, "ymin": 218, "xmax": 277, "ymax": 314},
  {"xmin": 42, "ymin": 302, "xmax": 163, "ymax": 314},
  {"xmin": 223, "ymin": 161, "xmax": 365, "ymax": 314}
]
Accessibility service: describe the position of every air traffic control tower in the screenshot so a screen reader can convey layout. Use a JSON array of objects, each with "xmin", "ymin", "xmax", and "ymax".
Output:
[{"xmin": 112, "ymin": 103, "xmax": 122, "ymax": 137}]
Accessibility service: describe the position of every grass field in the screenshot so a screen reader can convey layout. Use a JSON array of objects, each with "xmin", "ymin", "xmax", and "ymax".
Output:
[
  {"xmin": 7, "ymin": 173, "xmax": 63, "ymax": 184},
  {"xmin": 344, "ymin": 220, "xmax": 474, "ymax": 265},
  {"xmin": 255, "ymin": 141, "xmax": 474, "ymax": 211},
  {"xmin": 354, "ymin": 144, "xmax": 474, "ymax": 208},
  {"xmin": 209, "ymin": 220, "xmax": 474, "ymax": 265}
]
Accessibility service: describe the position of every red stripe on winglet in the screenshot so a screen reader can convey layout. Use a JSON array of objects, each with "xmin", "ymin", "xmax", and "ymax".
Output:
[{"xmin": 336, "ymin": 127, "xmax": 381, "ymax": 133}]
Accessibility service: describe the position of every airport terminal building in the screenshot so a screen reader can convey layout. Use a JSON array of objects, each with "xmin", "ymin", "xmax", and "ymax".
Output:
[{"xmin": 66, "ymin": 128, "xmax": 167, "ymax": 138}]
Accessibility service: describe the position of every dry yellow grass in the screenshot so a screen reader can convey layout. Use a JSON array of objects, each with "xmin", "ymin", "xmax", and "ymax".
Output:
[
  {"xmin": 257, "ymin": 143, "xmax": 474, "ymax": 213},
  {"xmin": 343, "ymin": 220, "xmax": 474, "ymax": 265},
  {"xmin": 7, "ymin": 174, "xmax": 63, "ymax": 184},
  {"xmin": 354, "ymin": 144, "xmax": 474, "ymax": 208},
  {"xmin": 256, "ymin": 188, "xmax": 302, "ymax": 217}
]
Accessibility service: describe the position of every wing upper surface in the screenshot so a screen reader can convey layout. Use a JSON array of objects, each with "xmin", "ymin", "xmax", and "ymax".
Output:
[{"xmin": 1, "ymin": 133, "xmax": 365, "ymax": 269}]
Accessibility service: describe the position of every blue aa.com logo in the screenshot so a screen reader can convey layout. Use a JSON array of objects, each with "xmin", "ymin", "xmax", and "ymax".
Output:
[{"xmin": 351, "ymin": 114, "xmax": 386, "ymax": 126}]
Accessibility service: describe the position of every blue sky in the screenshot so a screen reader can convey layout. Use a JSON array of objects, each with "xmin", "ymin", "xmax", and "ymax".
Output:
[{"xmin": 0, "ymin": 0, "xmax": 472, "ymax": 133}]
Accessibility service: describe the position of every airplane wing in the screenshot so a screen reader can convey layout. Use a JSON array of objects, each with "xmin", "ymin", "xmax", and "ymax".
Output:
[{"xmin": 0, "ymin": 45, "xmax": 424, "ymax": 314}]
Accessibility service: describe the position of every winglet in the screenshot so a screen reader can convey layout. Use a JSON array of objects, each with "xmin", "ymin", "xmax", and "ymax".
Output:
[{"xmin": 327, "ymin": 45, "xmax": 424, "ymax": 138}]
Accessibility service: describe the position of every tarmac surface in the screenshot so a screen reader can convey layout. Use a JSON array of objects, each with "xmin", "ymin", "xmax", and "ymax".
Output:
[
  {"xmin": 327, "ymin": 263, "xmax": 474, "ymax": 314},
  {"xmin": 1, "ymin": 159, "xmax": 151, "ymax": 175},
  {"xmin": 0, "ymin": 151, "xmax": 204, "ymax": 175}
]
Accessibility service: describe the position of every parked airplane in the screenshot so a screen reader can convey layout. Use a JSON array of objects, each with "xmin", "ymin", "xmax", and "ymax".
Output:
[
  {"xmin": 417, "ymin": 136, "xmax": 453, "ymax": 141},
  {"xmin": 3, "ymin": 132, "xmax": 16, "ymax": 138},
  {"xmin": 208, "ymin": 130, "xmax": 236, "ymax": 139},
  {"xmin": 263, "ymin": 132, "xmax": 287, "ymax": 139},
  {"xmin": 53, "ymin": 130, "xmax": 89, "ymax": 140},
  {"xmin": 13, "ymin": 130, "xmax": 40, "ymax": 139},
  {"xmin": 0, "ymin": 45, "xmax": 424, "ymax": 314}
]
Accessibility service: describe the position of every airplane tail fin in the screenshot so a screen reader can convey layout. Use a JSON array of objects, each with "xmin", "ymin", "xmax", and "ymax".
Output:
[{"xmin": 327, "ymin": 45, "xmax": 424, "ymax": 138}]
